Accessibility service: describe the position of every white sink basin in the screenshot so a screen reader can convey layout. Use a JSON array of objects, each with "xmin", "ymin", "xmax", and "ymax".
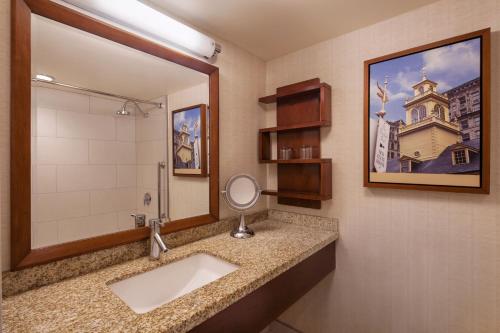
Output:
[{"xmin": 109, "ymin": 253, "xmax": 239, "ymax": 314}]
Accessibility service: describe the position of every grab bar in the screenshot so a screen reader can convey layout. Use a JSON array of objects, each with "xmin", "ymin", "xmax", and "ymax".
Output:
[{"xmin": 158, "ymin": 161, "xmax": 167, "ymax": 222}]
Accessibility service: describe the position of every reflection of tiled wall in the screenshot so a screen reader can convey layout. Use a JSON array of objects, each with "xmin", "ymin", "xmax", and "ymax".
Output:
[
  {"xmin": 167, "ymin": 82, "xmax": 210, "ymax": 220},
  {"xmin": 0, "ymin": 8, "xmax": 268, "ymax": 270},
  {"xmin": 31, "ymin": 86, "xmax": 137, "ymax": 248},
  {"xmin": 135, "ymin": 96, "xmax": 167, "ymax": 224}
]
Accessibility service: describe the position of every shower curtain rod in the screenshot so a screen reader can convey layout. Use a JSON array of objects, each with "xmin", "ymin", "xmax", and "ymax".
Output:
[{"xmin": 31, "ymin": 78, "xmax": 163, "ymax": 109}]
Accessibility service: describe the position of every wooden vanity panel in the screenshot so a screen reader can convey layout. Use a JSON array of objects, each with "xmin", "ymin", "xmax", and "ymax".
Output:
[{"xmin": 189, "ymin": 241, "xmax": 336, "ymax": 333}]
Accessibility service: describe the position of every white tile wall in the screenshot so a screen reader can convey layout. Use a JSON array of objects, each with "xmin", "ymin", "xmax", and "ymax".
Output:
[
  {"xmin": 36, "ymin": 86, "xmax": 89, "ymax": 113},
  {"xmin": 36, "ymin": 137, "xmax": 88, "ymax": 165},
  {"xmin": 135, "ymin": 97, "xmax": 168, "ymax": 223},
  {"xmin": 32, "ymin": 191, "xmax": 90, "ymax": 222},
  {"xmin": 116, "ymin": 117, "xmax": 136, "ymax": 142},
  {"xmin": 115, "ymin": 142, "xmax": 136, "ymax": 165},
  {"xmin": 136, "ymin": 165, "xmax": 156, "ymax": 188},
  {"xmin": 57, "ymin": 165, "xmax": 117, "ymax": 192},
  {"xmin": 32, "ymin": 221, "xmax": 59, "ymax": 248},
  {"xmin": 35, "ymin": 108, "xmax": 57, "ymax": 137},
  {"xmin": 117, "ymin": 165, "xmax": 137, "ymax": 188},
  {"xmin": 89, "ymin": 96, "xmax": 123, "ymax": 116},
  {"xmin": 118, "ymin": 210, "xmax": 136, "ymax": 231},
  {"xmin": 136, "ymin": 113, "xmax": 166, "ymax": 141},
  {"xmin": 32, "ymin": 166, "xmax": 57, "ymax": 194},
  {"xmin": 30, "ymin": 87, "xmax": 139, "ymax": 249},
  {"xmin": 136, "ymin": 140, "xmax": 165, "ymax": 165},
  {"xmin": 90, "ymin": 188, "xmax": 136, "ymax": 215},
  {"xmin": 57, "ymin": 111, "xmax": 115, "ymax": 140},
  {"xmin": 58, "ymin": 213, "xmax": 118, "ymax": 243}
]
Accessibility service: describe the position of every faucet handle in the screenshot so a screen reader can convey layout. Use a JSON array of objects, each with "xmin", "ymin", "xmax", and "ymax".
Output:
[
  {"xmin": 148, "ymin": 218, "xmax": 164, "ymax": 228},
  {"xmin": 131, "ymin": 213, "xmax": 146, "ymax": 228}
]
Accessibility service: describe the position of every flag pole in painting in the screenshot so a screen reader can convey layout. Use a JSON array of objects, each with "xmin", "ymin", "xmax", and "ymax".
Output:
[
  {"xmin": 373, "ymin": 76, "xmax": 390, "ymax": 172},
  {"xmin": 193, "ymin": 120, "xmax": 200, "ymax": 169}
]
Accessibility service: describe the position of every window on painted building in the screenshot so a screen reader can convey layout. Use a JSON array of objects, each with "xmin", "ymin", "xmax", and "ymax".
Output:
[
  {"xmin": 418, "ymin": 86, "xmax": 424, "ymax": 95},
  {"xmin": 401, "ymin": 160, "xmax": 410, "ymax": 173},
  {"xmin": 418, "ymin": 105, "xmax": 426, "ymax": 120},
  {"xmin": 411, "ymin": 109, "xmax": 419, "ymax": 123},
  {"xmin": 453, "ymin": 150, "xmax": 467, "ymax": 165},
  {"xmin": 459, "ymin": 96, "xmax": 466, "ymax": 104},
  {"xmin": 460, "ymin": 119, "xmax": 469, "ymax": 129},
  {"xmin": 474, "ymin": 117, "xmax": 480, "ymax": 127},
  {"xmin": 433, "ymin": 104, "xmax": 445, "ymax": 120},
  {"xmin": 462, "ymin": 133, "xmax": 470, "ymax": 141}
]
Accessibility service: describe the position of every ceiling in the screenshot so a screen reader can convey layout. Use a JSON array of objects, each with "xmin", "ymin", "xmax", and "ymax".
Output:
[
  {"xmin": 146, "ymin": 0, "xmax": 438, "ymax": 60},
  {"xmin": 31, "ymin": 14, "xmax": 207, "ymax": 100}
]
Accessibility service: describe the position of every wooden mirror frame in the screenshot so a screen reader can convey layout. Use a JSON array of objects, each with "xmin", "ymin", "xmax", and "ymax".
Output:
[{"xmin": 10, "ymin": 0, "xmax": 219, "ymax": 270}]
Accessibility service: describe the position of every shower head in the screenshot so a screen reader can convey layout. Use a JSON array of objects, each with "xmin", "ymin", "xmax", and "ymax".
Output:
[
  {"xmin": 116, "ymin": 100, "xmax": 149, "ymax": 117},
  {"xmin": 116, "ymin": 105, "xmax": 131, "ymax": 116}
]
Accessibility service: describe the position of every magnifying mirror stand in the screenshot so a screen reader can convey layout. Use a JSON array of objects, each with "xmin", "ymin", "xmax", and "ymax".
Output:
[
  {"xmin": 231, "ymin": 213, "xmax": 255, "ymax": 239},
  {"xmin": 222, "ymin": 174, "xmax": 261, "ymax": 239}
]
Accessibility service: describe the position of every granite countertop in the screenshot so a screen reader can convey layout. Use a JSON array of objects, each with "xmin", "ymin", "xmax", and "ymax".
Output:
[{"xmin": 2, "ymin": 217, "xmax": 338, "ymax": 333}]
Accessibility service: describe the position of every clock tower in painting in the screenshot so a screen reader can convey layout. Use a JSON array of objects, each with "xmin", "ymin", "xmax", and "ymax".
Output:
[
  {"xmin": 398, "ymin": 70, "xmax": 461, "ymax": 167},
  {"xmin": 176, "ymin": 123, "xmax": 194, "ymax": 164}
]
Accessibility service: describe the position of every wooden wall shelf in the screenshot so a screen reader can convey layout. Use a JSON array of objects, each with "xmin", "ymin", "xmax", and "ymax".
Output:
[
  {"xmin": 259, "ymin": 120, "xmax": 330, "ymax": 133},
  {"xmin": 258, "ymin": 95, "xmax": 277, "ymax": 104},
  {"xmin": 258, "ymin": 78, "xmax": 332, "ymax": 209},
  {"xmin": 258, "ymin": 78, "xmax": 328, "ymax": 105}
]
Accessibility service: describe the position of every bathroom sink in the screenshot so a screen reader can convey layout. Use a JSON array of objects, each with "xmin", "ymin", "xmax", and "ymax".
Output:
[{"xmin": 109, "ymin": 253, "xmax": 239, "ymax": 314}]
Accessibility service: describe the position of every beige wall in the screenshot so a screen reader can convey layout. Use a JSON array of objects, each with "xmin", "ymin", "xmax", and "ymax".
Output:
[
  {"xmin": 167, "ymin": 82, "xmax": 210, "ymax": 220},
  {"xmin": 267, "ymin": 0, "xmax": 500, "ymax": 332},
  {"xmin": 0, "ymin": 3, "xmax": 267, "ymax": 270}
]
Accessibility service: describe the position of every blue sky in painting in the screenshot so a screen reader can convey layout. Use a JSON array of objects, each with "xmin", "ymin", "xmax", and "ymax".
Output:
[
  {"xmin": 369, "ymin": 37, "xmax": 481, "ymax": 122},
  {"xmin": 174, "ymin": 107, "xmax": 200, "ymax": 138}
]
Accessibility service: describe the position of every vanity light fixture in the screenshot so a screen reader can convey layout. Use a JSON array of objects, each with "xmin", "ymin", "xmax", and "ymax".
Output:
[
  {"xmin": 34, "ymin": 73, "xmax": 55, "ymax": 82},
  {"xmin": 61, "ymin": 0, "xmax": 222, "ymax": 59}
]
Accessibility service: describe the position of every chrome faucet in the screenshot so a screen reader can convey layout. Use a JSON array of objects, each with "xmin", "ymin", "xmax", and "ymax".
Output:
[{"xmin": 149, "ymin": 218, "xmax": 168, "ymax": 260}]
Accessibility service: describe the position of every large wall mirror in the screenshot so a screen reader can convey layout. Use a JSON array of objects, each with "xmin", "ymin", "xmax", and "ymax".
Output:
[{"xmin": 11, "ymin": 0, "xmax": 219, "ymax": 270}]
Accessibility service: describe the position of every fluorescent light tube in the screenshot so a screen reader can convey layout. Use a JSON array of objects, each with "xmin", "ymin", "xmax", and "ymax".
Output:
[{"xmin": 62, "ymin": 0, "xmax": 221, "ymax": 59}]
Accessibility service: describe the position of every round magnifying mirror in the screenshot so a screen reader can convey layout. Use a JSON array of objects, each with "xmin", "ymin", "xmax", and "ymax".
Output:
[{"xmin": 222, "ymin": 174, "xmax": 261, "ymax": 239}]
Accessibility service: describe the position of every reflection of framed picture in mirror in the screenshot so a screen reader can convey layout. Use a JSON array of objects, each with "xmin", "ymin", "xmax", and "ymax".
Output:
[
  {"xmin": 172, "ymin": 104, "xmax": 208, "ymax": 176},
  {"xmin": 364, "ymin": 29, "xmax": 490, "ymax": 193}
]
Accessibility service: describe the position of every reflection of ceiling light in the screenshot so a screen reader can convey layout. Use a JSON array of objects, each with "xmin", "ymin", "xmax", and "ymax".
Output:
[
  {"xmin": 35, "ymin": 74, "xmax": 55, "ymax": 82},
  {"xmin": 61, "ymin": 0, "xmax": 222, "ymax": 59}
]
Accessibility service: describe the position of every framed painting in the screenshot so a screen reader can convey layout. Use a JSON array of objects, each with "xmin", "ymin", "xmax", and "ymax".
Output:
[
  {"xmin": 172, "ymin": 104, "xmax": 208, "ymax": 177},
  {"xmin": 363, "ymin": 28, "xmax": 490, "ymax": 194}
]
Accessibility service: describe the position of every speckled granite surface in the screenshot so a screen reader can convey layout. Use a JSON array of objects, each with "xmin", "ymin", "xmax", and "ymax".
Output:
[
  {"xmin": 2, "ymin": 215, "xmax": 338, "ymax": 333},
  {"xmin": 2, "ymin": 211, "xmax": 268, "ymax": 297}
]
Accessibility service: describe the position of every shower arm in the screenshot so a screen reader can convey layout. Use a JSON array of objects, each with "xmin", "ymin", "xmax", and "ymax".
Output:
[{"xmin": 122, "ymin": 100, "xmax": 150, "ymax": 117}]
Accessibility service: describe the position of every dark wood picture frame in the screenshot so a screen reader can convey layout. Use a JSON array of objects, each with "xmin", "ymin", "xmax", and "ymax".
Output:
[
  {"xmin": 363, "ymin": 28, "xmax": 490, "ymax": 194},
  {"xmin": 172, "ymin": 104, "xmax": 208, "ymax": 177},
  {"xmin": 10, "ymin": 0, "xmax": 220, "ymax": 270}
]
